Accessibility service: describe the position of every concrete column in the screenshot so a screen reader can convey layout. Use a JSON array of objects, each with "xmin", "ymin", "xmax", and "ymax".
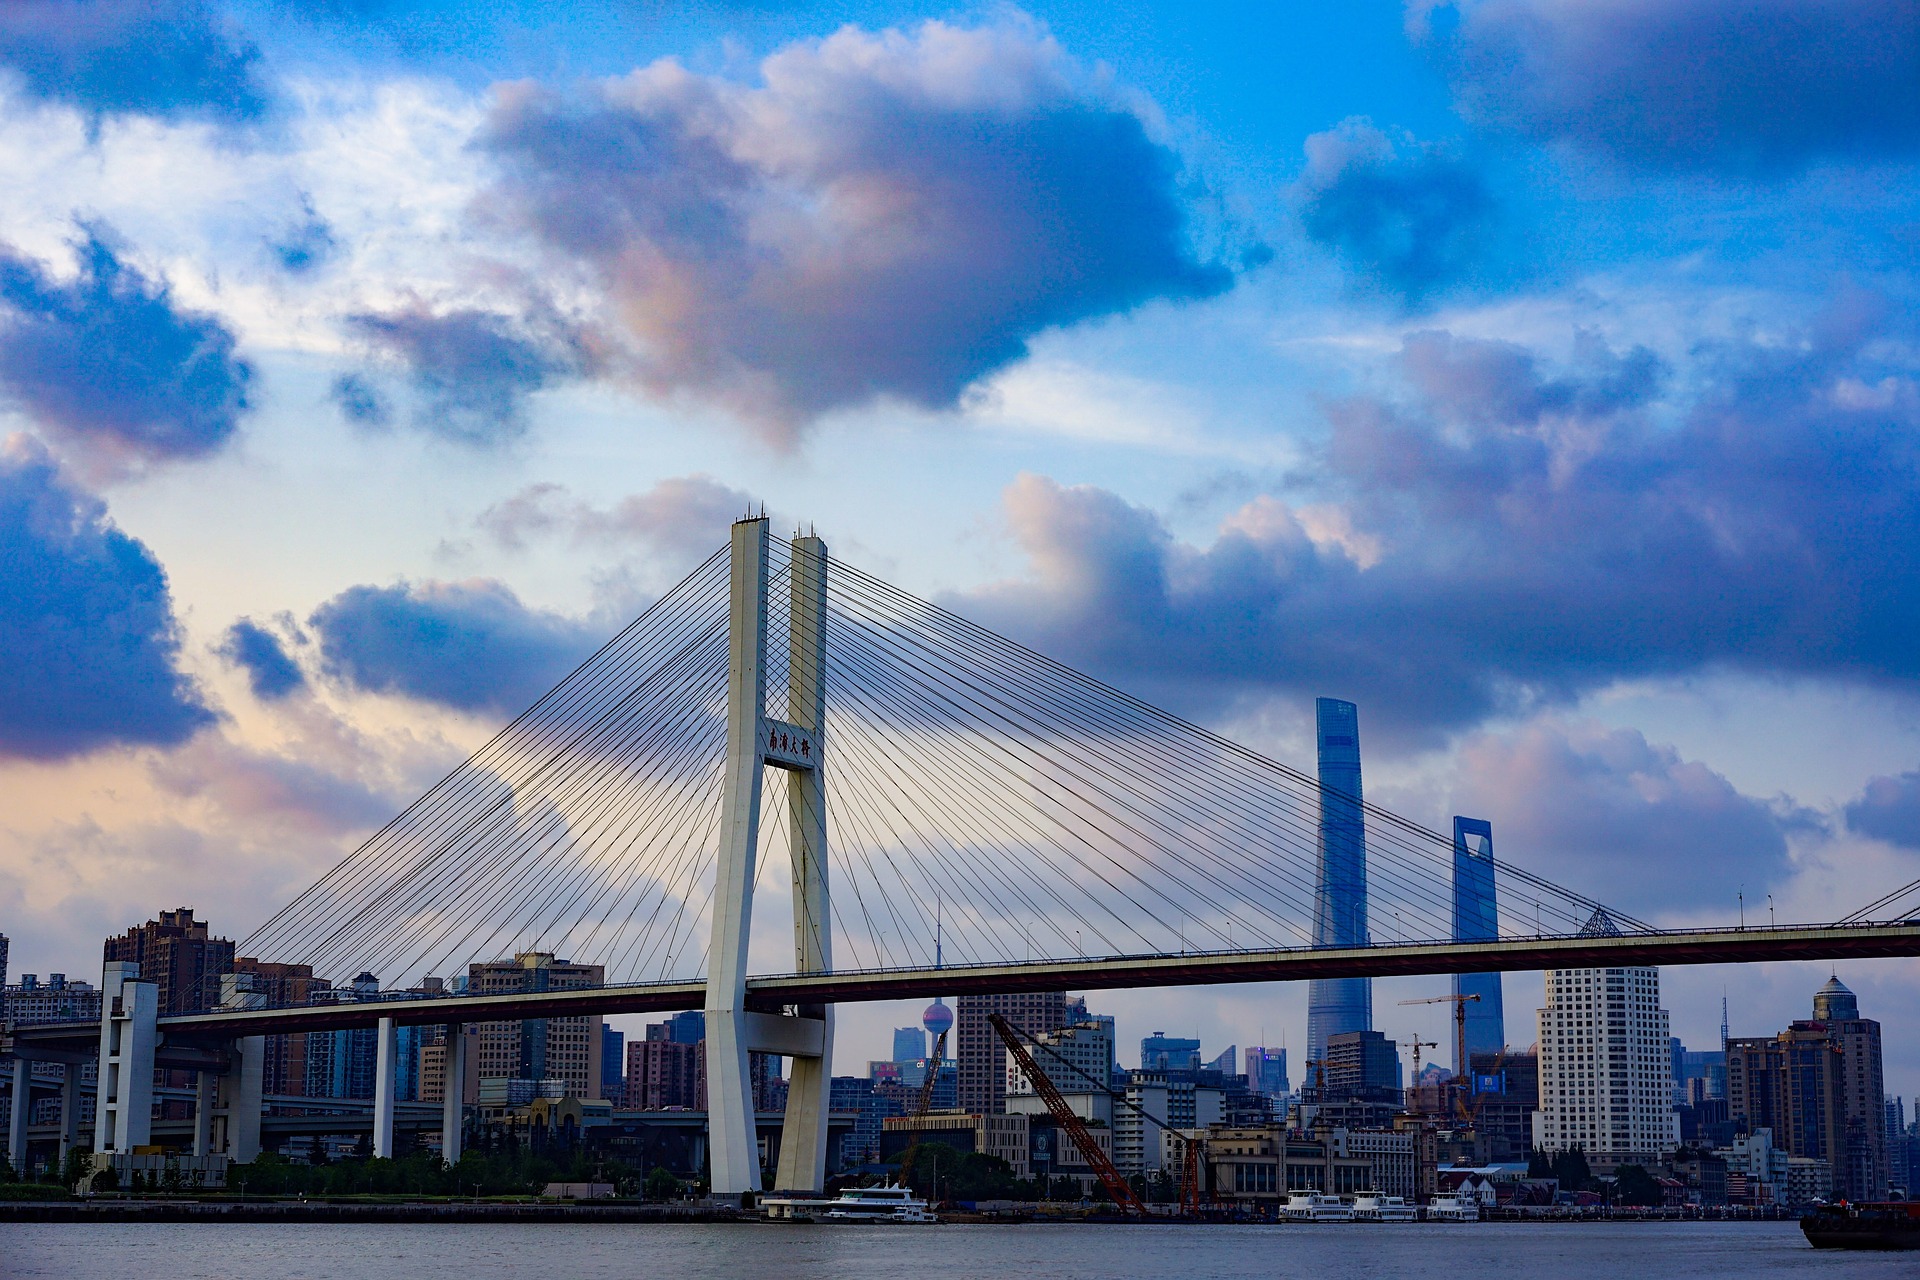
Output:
[
  {"xmin": 775, "ymin": 533, "xmax": 833, "ymax": 1194},
  {"xmin": 93, "ymin": 967, "xmax": 156, "ymax": 1155},
  {"xmin": 373, "ymin": 1016, "xmax": 397, "ymax": 1159},
  {"xmin": 212, "ymin": 973, "xmax": 266, "ymax": 1164},
  {"xmin": 192, "ymin": 1071, "xmax": 215, "ymax": 1156},
  {"xmin": 441, "ymin": 1023, "xmax": 465, "ymax": 1165},
  {"xmin": 706, "ymin": 516, "xmax": 770, "ymax": 1201},
  {"xmin": 58, "ymin": 1064, "xmax": 82, "ymax": 1161},
  {"xmin": 225, "ymin": 1038, "xmax": 264, "ymax": 1164},
  {"xmin": 6, "ymin": 1058, "xmax": 29, "ymax": 1174}
]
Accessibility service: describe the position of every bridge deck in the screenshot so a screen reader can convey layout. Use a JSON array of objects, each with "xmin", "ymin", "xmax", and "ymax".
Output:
[{"xmin": 11, "ymin": 921, "xmax": 1917, "ymax": 1054}]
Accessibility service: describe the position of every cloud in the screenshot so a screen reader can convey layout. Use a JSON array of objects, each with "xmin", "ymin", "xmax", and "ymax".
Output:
[
  {"xmin": 952, "ymin": 295, "xmax": 1920, "ymax": 737},
  {"xmin": 216, "ymin": 618, "xmax": 305, "ymax": 700},
  {"xmin": 0, "ymin": 435, "xmax": 213, "ymax": 759},
  {"xmin": 478, "ymin": 474, "xmax": 753, "ymax": 563},
  {"xmin": 1450, "ymin": 720, "xmax": 1803, "ymax": 910},
  {"xmin": 0, "ymin": 226, "xmax": 253, "ymax": 466},
  {"xmin": 1294, "ymin": 117, "xmax": 1495, "ymax": 302},
  {"xmin": 308, "ymin": 578, "xmax": 601, "ymax": 714},
  {"xmin": 1847, "ymin": 770, "xmax": 1920, "ymax": 851},
  {"xmin": 478, "ymin": 16, "xmax": 1237, "ymax": 434},
  {"xmin": 0, "ymin": 0, "xmax": 267, "ymax": 126},
  {"xmin": 1409, "ymin": 0, "xmax": 1920, "ymax": 171},
  {"xmin": 343, "ymin": 305, "xmax": 582, "ymax": 445}
]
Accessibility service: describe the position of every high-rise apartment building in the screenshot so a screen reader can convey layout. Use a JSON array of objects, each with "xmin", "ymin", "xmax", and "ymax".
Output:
[
  {"xmin": 1306, "ymin": 698, "xmax": 1370, "ymax": 1067},
  {"xmin": 626, "ymin": 1036, "xmax": 705, "ymax": 1110},
  {"xmin": 956, "ymin": 991, "xmax": 1071, "ymax": 1114},
  {"xmin": 102, "ymin": 908, "xmax": 235, "ymax": 1013},
  {"xmin": 1533, "ymin": 966, "xmax": 1676, "ymax": 1164},
  {"xmin": 468, "ymin": 952, "xmax": 606, "ymax": 1099},
  {"xmin": 2, "ymin": 973, "xmax": 101, "ymax": 1025},
  {"xmin": 1728, "ymin": 976, "xmax": 1886, "ymax": 1201},
  {"xmin": 1451, "ymin": 816, "xmax": 1504, "ymax": 1071}
]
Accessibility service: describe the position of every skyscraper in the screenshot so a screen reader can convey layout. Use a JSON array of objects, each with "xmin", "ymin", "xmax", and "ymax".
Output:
[
  {"xmin": 1306, "ymin": 697, "xmax": 1370, "ymax": 1068},
  {"xmin": 1451, "ymin": 816, "xmax": 1505, "ymax": 1072},
  {"xmin": 892, "ymin": 1026, "xmax": 926, "ymax": 1063}
]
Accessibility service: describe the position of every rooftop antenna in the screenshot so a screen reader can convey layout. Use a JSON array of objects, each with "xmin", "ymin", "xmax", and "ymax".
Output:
[{"xmin": 1720, "ymin": 991, "xmax": 1730, "ymax": 1054}]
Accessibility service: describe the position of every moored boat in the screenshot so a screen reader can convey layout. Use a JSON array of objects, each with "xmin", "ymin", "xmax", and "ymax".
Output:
[
  {"xmin": 1425, "ymin": 1191, "xmax": 1481, "ymax": 1222},
  {"xmin": 819, "ymin": 1183, "xmax": 937, "ymax": 1223},
  {"xmin": 1351, "ymin": 1192, "xmax": 1417, "ymax": 1222},
  {"xmin": 1801, "ymin": 1202, "xmax": 1920, "ymax": 1249},
  {"xmin": 1283, "ymin": 1192, "xmax": 1354, "ymax": 1222}
]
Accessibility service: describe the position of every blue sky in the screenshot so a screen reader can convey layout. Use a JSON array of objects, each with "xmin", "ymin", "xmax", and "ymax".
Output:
[{"xmin": 0, "ymin": 0, "xmax": 1917, "ymax": 1088}]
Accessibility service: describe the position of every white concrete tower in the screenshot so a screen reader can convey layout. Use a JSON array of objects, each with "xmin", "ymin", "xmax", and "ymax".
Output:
[{"xmin": 705, "ymin": 516, "xmax": 834, "ymax": 1202}]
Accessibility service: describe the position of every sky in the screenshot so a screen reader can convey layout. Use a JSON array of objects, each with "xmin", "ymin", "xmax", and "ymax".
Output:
[{"xmin": 0, "ymin": 0, "xmax": 1917, "ymax": 1096}]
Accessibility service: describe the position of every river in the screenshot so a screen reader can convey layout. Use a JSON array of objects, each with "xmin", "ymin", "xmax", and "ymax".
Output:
[{"xmin": 6, "ymin": 1219, "xmax": 1910, "ymax": 1279}]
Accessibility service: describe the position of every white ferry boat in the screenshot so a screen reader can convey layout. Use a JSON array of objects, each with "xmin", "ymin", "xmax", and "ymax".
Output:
[
  {"xmin": 1425, "ymin": 1191, "xmax": 1482, "ymax": 1222},
  {"xmin": 1283, "ymin": 1192, "xmax": 1354, "ymax": 1222},
  {"xmin": 1351, "ymin": 1193, "xmax": 1418, "ymax": 1222},
  {"xmin": 820, "ymin": 1183, "xmax": 937, "ymax": 1223}
]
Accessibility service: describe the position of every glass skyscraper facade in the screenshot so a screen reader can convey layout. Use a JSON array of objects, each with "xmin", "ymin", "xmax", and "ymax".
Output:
[
  {"xmin": 1451, "ymin": 816, "xmax": 1505, "ymax": 1072},
  {"xmin": 1306, "ymin": 697, "xmax": 1371, "ymax": 1069}
]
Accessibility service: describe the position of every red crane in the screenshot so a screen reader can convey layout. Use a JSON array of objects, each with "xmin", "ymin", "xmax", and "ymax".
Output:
[{"xmin": 989, "ymin": 1013, "xmax": 1149, "ymax": 1217}]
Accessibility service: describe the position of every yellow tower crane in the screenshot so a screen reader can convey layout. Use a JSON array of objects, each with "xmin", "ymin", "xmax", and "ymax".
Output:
[{"xmin": 1399, "ymin": 993, "xmax": 1481, "ymax": 1119}]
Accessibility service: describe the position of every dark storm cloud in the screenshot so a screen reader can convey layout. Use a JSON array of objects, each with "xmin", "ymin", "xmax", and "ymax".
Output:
[
  {"xmin": 308, "ymin": 579, "xmax": 599, "ymax": 714},
  {"xmin": 0, "ymin": 228, "xmax": 253, "ymax": 465},
  {"xmin": 0, "ymin": 0, "xmax": 267, "ymax": 125},
  {"xmin": 477, "ymin": 17, "xmax": 1237, "ymax": 434},
  {"xmin": 954, "ymin": 296, "xmax": 1920, "ymax": 737},
  {"xmin": 216, "ymin": 618, "xmax": 305, "ymax": 700},
  {"xmin": 1294, "ymin": 118, "xmax": 1496, "ymax": 303},
  {"xmin": 1847, "ymin": 771, "xmax": 1920, "ymax": 851},
  {"xmin": 1409, "ymin": 0, "xmax": 1920, "ymax": 171},
  {"xmin": 343, "ymin": 306, "xmax": 581, "ymax": 446},
  {"xmin": 0, "ymin": 438, "xmax": 214, "ymax": 759}
]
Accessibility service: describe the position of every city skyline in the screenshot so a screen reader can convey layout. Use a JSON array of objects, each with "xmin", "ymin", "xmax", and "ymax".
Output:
[{"xmin": 0, "ymin": 0, "xmax": 1916, "ymax": 1120}]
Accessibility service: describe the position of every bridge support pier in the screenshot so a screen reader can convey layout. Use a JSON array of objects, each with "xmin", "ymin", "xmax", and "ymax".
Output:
[
  {"xmin": 210, "ymin": 975, "xmax": 265, "ymax": 1164},
  {"xmin": 58, "ymin": 1064, "xmax": 81, "ymax": 1161},
  {"xmin": 94, "ymin": 962, "xmax": 157, "ymax": 1156},
  {"xmin": 706, "ymin": 518, "xmax": 836, "ymax": 1201},
  {"xmin": 441, "ymin": 1023, "xmax": 465, "ymax": 1164},
  {"xmin": 373, "ymin": 1016, "xmax": 397, "ymax": 1160},
  {"xmin": 192, "ymin": 1071, "xmax": 215, "ymax": 1156},
  {"xmin": 6, "ymin": 1057, "xmax": 28, "ymax": 1174}
]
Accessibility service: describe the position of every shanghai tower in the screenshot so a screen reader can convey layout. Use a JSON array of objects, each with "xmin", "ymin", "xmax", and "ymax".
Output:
[{"xmin": 1306, "ymin": 697, "xmax": 1371, "ymax": 1070}]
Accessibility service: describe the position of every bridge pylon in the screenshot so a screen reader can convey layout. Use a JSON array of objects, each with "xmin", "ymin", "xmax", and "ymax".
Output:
[{"xmin": 706, "ymin": 515, "xmax": 833, "ymax": 1202}]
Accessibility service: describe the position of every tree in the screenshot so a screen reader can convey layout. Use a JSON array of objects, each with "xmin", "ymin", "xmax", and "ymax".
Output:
[
  {"xmin": 1551, "ymin": 1146, "xmax": 1593, "ymax": 1192},
  {"xmin": 645, "ymin": 1167, "xmax": 681, "ymax": 1201},
  {"xmin": 1612, "ymin": 1164, "xmax": 1664, "ymax": 1207}
]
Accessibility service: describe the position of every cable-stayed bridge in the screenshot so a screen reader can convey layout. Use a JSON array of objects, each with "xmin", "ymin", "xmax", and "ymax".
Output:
[{"xmin": 9, "ymin": 516, "xmax": 1920, "ymax": 1196}]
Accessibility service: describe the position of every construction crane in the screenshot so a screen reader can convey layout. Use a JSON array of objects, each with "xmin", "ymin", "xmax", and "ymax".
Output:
[
  {"xmin": 893, "ymin": 1023, "xmax": 950, "ymax": 1194},
  {"xmin": 1400, "ymin": 993, "xmax": 1481, "ymax": 1120},
  {"xmin": 988, "ymin": 1013, "xmax": 1149, "ymax": 1217},
  {"xmin": 1403, "ymin": 1036, "xmax": 1440, "ymax": 1116}
]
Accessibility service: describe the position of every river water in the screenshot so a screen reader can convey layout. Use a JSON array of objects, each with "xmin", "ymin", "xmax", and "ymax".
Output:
[{"xmin": 6, "ymin": 1220, "xmax": 1911, "ymax": 1279}]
